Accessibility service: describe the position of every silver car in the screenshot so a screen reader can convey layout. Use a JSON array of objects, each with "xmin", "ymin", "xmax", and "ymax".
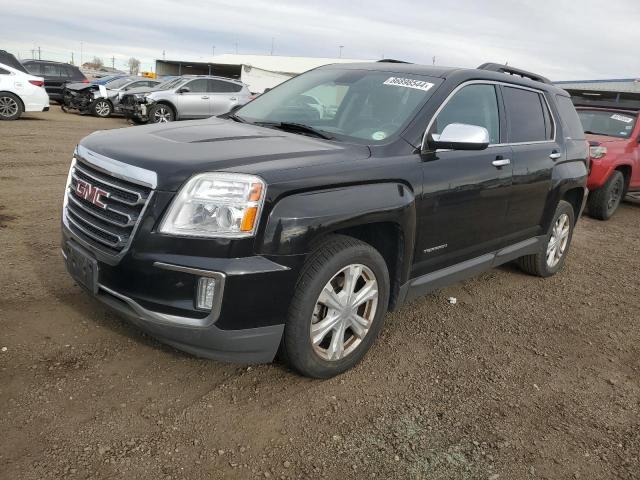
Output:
[{"xmin": 121, "ymin": 75, "xmax": 252, "ymax": 123}]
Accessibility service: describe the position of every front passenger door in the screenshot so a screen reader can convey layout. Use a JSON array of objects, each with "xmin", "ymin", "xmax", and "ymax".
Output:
[
  {"xmin": 414, "ymin": 83, "xmax": 513, "ymax": 276},
  {"xmin": 176, "ymin": 79, "xmax": 211, "ymax": 118}
]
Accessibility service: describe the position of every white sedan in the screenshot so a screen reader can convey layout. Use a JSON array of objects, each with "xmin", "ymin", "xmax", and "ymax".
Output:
[{"xmin": 0, "ymin": 58, "xmax": 49, "ymax": 120}]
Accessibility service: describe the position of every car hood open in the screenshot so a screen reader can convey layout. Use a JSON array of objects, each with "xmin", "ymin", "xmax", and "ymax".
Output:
[{"xmin": 78, "ymin": 117, "xmax": 371, "ymax": 190}]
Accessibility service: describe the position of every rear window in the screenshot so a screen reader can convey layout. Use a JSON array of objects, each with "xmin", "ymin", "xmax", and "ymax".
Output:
[
  {"xmin": 556, "ymin": 96, "xmax": 586, "ymax": 139},
  {"xmin": 42, "ymin": 63, "xmax": 63, "ymax": 77},
  {"xmin": 24, "ymin": 62, "xmax": 42, "ymax": 75},
  {"xmin": 503, "ymin": 86, "xmax": 552, "ymax": 143},
  {"xmin": 576, "ymin": 109, "xmax": 634, "ymax": 139}
]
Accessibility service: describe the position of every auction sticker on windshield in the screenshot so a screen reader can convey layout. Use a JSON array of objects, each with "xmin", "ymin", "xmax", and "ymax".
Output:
[
  {"xmin": 383, "ymin": 77, "xmax": 434, "ymax": 92},
  {"xmin": 611, "ymin": 114, "xmax": 634, "ymax": 123}
]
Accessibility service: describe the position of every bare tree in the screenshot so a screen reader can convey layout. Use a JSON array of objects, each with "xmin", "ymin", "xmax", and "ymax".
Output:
[
  {"xmin": 91, "ymin": 56, "xmax": 104, "ymax": 69},
  {"xmin": 128, "ymin": 57, "xmax": 141, "ymax": 75}
]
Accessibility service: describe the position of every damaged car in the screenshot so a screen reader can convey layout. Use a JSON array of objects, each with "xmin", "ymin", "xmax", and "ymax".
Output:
[
  {"xmin": 120, "ymin": 75, "xmax": 251, "ymax": 124},
  {"xmin": 62, "ymin": 76, "xmax": 162, "ymax": 118}
]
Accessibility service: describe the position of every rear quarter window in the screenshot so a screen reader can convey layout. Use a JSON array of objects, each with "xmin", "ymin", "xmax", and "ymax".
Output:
[
  {"xmin": 556, "ymin": 95, "xmax": 586, "ymax": 140},
  {"xmin": 209, "ymin": 79, "xmax": 243, "ymax": 93}
]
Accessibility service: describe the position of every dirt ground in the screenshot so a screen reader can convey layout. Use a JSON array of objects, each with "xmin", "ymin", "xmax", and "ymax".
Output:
[{"xmin": 1, "ymin": 107, "xmax": 639, "ymax": 480}]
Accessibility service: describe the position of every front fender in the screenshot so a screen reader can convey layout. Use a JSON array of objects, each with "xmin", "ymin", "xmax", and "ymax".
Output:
[{"xmin": 258, "ymin": 182, "xmax": 416, "ymax": 257}]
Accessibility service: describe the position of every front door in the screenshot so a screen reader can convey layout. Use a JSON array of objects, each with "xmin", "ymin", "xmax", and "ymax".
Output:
[
  {"xmin": 177, "ymin": 79, "xmax": 211, "ymax": 118},
  {"xmin": 414, "ymin": 82, "xmax": 513, "ymax": 276}
]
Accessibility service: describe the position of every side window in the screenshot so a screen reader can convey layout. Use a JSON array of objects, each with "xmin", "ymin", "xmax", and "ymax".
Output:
[
  {"xmin": 0, "ymin": 67, "xmax": 9, "ymax": 75},
  {"xmin": 503, "ymin": 87, "xmax": 549, "ymax": 143},
  {"xmin": 209, "ymin": 79, "xmax": 243, "ymax": 93},
  {"xmin": 24, "ymin": 63, "xmax": 41, "ymax": 75},
  {"xmin": 430, "ymin": 84, "xmax": 500, "ymax": 144},
  {"xmin": 184, "ymin": 79, "xmax": 208, "ymax": 93},
  {"xmin": 555, "ymin": 95, "xmax": 585, "ymax": 140},
  {"xmin": 43, "ymin": 64, "xmax": 62, "ymax": 76}
]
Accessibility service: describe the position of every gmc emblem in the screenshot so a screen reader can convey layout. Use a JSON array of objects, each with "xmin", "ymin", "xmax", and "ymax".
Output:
[{"xmin": 75, "ymin": 179, "xmax": 109, "ymax": 209}]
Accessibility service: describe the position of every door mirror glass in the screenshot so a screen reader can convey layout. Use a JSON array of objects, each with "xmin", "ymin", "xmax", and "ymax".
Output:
[
  {"xmin": 177, "ymin": 87, "xmax": 190, "ymax": 94},
  {"xmin": 429, "ymin": 123, "xmax": 490, "ymax": 151}
]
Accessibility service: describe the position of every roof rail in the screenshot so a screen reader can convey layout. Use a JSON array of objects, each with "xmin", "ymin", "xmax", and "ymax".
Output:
[
  {"xmin": 477, "ymin": 62, "xmax": 551, "ymax": 84},
  {"xmin": 378, "ymin": 59, "xmax": 412, "ymax": 64}
]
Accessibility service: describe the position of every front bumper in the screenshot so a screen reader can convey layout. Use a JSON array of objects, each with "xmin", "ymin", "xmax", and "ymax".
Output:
[{"xmin": 62, "ymin": 226, "xmax": 301, "ymax": 363}]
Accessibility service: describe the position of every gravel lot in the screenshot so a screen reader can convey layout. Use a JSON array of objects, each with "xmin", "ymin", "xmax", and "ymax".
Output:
[{"xmin": 1, "ymin": 107, "xmax": 639, "ymax": 480}]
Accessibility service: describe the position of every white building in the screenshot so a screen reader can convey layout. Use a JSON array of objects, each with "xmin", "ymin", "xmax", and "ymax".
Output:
[{"xmin": 155, "ymin": 54, "xmax": 372, "ymax": 93}]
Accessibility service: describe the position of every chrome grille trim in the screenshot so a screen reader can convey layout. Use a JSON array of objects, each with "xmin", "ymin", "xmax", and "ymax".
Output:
[{"xmin": 63, "ymin": 148, "xmax": 155, "ymax": 257}]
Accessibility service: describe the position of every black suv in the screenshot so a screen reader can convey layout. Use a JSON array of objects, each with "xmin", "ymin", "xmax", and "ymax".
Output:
[
  {"xmin": 22, "ymin": 60, "xmax": 87, "ymax": 102},
  {"xmin": 61, "ymin": 62, "xmax": 588, "ymax": 378}
]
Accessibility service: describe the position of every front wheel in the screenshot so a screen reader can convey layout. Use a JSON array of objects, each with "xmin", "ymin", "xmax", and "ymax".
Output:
[
  {"xmin": 148, "ymin": 103, "xmax": 175, "ymax": 123},
  {"xmin": 282, "ymin": 235, "xmax": 390, "ymax": 378},
  {"xmin": 587, "ymin": 171, "xmax": 625, "ymax": 220},
  {"xmin": 0, "ymin": 93, "xmax": 23, "ymax": 120},
  {"xmin": 517, "ymin": 200, "xmax": 576, "ymax": 278},
  {"xmin": 92, "ymin": 99, "xmax": 113, "ymax": 118}
]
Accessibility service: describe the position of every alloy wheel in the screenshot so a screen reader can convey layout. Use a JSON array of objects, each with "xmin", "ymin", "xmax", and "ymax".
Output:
[
  {"xmin": 0, "ymin": 96, "xmax": 18, "ymax": 118},
  {"xmin": 607, "ymin": 176, "xmax": 623, "ymax": 213},
  {"xmin": 154, "ymin": 106, "xmax": 172, "ymax": 123},
  {"xmin": 95, "ymin": 101, "xmax": 110, "ymax": 117},
  {"xmin": 546, "ymin": 213, "xmax": 570, "ymax": 268},
  {"xmin": 310, "ymin": 264, "xmax": 379, "ymax": 361}
]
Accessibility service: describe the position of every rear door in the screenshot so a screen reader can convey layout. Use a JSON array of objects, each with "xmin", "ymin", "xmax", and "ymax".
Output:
[
  {"xmin": 42, "ymin": 63, "xmax": 67, "ymax": 98},
  {"xmin": 501, "ymin": 85, "xmax": 559, "ymax": 241},
  {"xmin": 177, "ymin": 78, "xmax": 211, "ymax": 118},
  {"xmin": 209, "ymin": 79, "xmax": 243, "ymax": 115}
]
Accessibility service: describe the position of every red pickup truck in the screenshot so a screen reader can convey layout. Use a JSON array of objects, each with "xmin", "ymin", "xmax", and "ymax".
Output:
[{"xmin": 571, "ymin": 92, "xmax": 640, "ymax": 219}]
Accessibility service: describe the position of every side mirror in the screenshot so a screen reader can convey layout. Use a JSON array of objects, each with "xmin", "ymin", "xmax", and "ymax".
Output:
[
  {"xmin": 177, "ymin": 87, "xmax": 190, "ymax": 94},
  {"xmin": 427, "ymin": 123, "xmax": 490, "ymax": 151}
]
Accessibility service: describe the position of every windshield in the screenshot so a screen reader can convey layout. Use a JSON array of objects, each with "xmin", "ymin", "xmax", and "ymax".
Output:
[
  {"xmin": 578, "ymin": 109, "xmax": 637, "ymax": 139},
  {"xmin": 236, "ymin": 69, "xmax": 440, "ymax": 143},
  {"xmin": 105, "ymin": 77, "xmax": 135, "ymax": 89},
  {"xmin": 156, "ymin": 77, "xmax": 187, "ymax": 90}
]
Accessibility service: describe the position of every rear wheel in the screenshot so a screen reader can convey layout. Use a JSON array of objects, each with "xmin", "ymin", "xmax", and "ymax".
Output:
[
  {"xmin": 92, "ymin": 99, "xmax": 113, "ymax": 118},
  {"xmin": 517, "ymin": 200, "xmax": 575, "ymax": 278},
  {"xmin": 0, "ymin": 93, "xmax": 23, "ymax": 120},
  {"xmin": 587, "ymin": 171, "xmax": 625, "ymax": 220},
  {"xmin": 282, "ymin": 235, "xmax": 390, "ymax": 378},
  {"xmin": 149, "ymin": 103, "xmax": 175, "ymax": 123}
]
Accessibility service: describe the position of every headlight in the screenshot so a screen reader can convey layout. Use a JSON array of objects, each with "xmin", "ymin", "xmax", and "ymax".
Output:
[
  {"xmin": 589, "ymin": 145, "xmax": 607, "ymax": 159},
  {"xmin": 159, "ymin": 173, "xmax": 266, "ymax": 238}
]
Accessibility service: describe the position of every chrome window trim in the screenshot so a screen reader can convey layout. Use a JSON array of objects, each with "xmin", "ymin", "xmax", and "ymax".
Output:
[{"xmin": 421, "ymin": 80, "xmax": 558, "ymax": 151}]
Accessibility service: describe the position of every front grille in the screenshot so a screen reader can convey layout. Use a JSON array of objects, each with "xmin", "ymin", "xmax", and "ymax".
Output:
[{"xmin": 65, "ymin": 159, "xmax": 152, "ymax": 255}]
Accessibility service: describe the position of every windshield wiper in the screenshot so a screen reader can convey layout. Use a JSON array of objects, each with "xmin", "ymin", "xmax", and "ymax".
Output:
[{"xmin": 256, "ymin": 121, "xmax": 333, "ymax": 140}]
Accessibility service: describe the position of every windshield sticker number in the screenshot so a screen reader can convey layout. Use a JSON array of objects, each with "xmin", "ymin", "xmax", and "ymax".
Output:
[
  {"xmin": 611, "ymin": 114, "xmax": 633, "ymax": 123},
  {"xmin": 383, "ymin": 77, "xmax": 434, "ymax": 92}
]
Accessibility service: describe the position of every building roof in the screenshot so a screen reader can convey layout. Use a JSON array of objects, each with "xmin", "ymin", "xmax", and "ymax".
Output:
[
  {"xmin": 161, "ymin": 54, "xmax": 372, "ymax": 75},
  {"xmin": 555, "ymin": 79, "xmax": 640, "ymax": 94}
]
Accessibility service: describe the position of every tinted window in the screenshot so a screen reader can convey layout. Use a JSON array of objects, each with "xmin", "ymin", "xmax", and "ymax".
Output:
[
  {"xmin": 24, "ymin": 62, "xmax": 42, "ymax": 75},
  {"xmin": 43, "ymin": 63, "xmax": 63, "ymax": 77},
  {"xmin": 557, "ymin": 96, "xmax": 587, "ymax": 139},
  {"xmin": 431, "ymin": 84, "xmax": 500, "ymax": 144},
  {"xmin": 185, "ymin": 79, "xmax": 208, "ymax": 93},
  {"xmin": 503, "ymin": 87, "xmax": 549, "ymax": 143},
  {"xmin": 209, "ymin": 79, "xmax": 242, "ymax": 93},
  {"xmin": 0, "ymin": 67, "xmax": 9, "ymax": 75}
]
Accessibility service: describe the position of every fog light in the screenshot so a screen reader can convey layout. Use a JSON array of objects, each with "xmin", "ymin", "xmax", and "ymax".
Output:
[{"xmin": 196, "ymin": 277, "xmax": 217, "ymax": 310}]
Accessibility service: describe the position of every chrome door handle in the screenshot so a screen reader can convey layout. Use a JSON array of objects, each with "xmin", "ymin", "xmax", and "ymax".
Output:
[
  {"xmin": 492, "ymin": 158, "xmax": 511, "ymax": 167},
  {"xmin": 201, "ymin": 96, "xmax": 210, "ymax": 99},
  {"xmin": 549, "ymin": 152, "xmax": 562, "ymax": 160}
]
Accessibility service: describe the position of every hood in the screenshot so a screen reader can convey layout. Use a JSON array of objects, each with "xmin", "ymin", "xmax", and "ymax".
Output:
[
  {"xmin": 585, "ymin": 133, "xmax": 629, "ymax": 145},
  {"xmin": 65, "ymin": 82, "xmax": 97, "ymax": 92},
  {"xmin": 78, "ymin": 118, "xmax": 371, "ymax": 191}
]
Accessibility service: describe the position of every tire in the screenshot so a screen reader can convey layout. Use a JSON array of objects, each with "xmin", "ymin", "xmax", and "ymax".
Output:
[
  {"xmin": 0, "ymin": 92, "xmax": 23, "ymax": 120},
  {"xmin": 148, "ymin": 103, "xmax": 175, "ymax": 123},
  {"xmin": 517, "ymin": 200, "xmax": 575, "ymax": 278},
  {"xmin": 587, "ymin": 171, "xmax": 625, "ymax": 220},
  {"xmin": 91, "ymin": 99, "xmax": 113, "ymax": 118},
  {"xmin": 282, "ymin": 235, "xmax": 390, "ymax": 378}
]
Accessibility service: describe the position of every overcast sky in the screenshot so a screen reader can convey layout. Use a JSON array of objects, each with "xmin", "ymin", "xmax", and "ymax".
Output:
[{"xmin": 4, "ymin": 0, "xmax": 639, "ymax": 80}]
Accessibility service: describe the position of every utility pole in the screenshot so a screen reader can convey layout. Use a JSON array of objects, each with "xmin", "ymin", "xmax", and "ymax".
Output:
[
  {"xmin": 71, "ymin": 52, "xmax": 74, "ymax": 65},
  {"xmin": 111, "ymin": 56, "xmax": 115, "ymax": 69},
  {"xmin": 31, "ymin": 49, "xmax": 35, "ymax": 59},
  {"xmin": 37, "ymin": 46, "xmax": 41, "ymax": 60},
  {"xmin": 339, "ymin": 45, "xmax": 344, "ymax": 58},
  {"xmin": 432, "ymin": 56, "xmax": 436, "ymax": 66},
  {"xmin": 270, "ymin": 37, "xmax": 274, "ymax": 56}
]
